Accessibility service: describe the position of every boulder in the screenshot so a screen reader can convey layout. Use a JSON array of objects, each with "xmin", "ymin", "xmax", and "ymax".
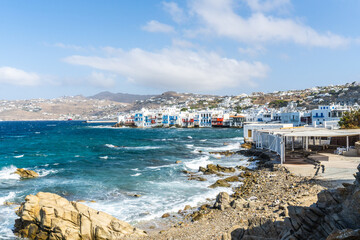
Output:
[
  {"xmin": 199, "ymin": 164, "xmax": 236, "ymax": 175},
  {"xmin": 209, "ymin": 179, "xmax": 231, "ymax": 188},
  {"xmin": 14, "ymin": 168, "xmax": 39, "ymax": 179},
  {"xmin": 14, "ymin": 192, "xmax": 147, "ymax": 240},
  {"xmin": 241, "ymin": 143, "xmax": 252, "ymax": 149},
  {"xmin": 214, "ymin": 192, "xmax": 230, "ymax": 210},
  {"xmin": 224, "ymin": 176, "xmax": 239, "ymax": 182}
]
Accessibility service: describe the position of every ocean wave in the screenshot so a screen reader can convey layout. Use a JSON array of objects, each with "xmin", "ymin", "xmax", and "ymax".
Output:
[
  {"xmin": 184, "ymin": 156, "xmax": 212, "ymax": 170},
  {"xmin": 105, "ymin": 144, "xmax": 161, "ymax": 150},
  {"xmin": 194, "ymin": 142, "xmax": 241, "ymax": 152},
  {"xmin": 37, "ymin": 169, "xmax": 58, "ymax": 177},
  {"xmin": 0, "ymin": 204, "xmax": 18, "ymax": 239},
  {"xmin": 124, "ymin": 146, "xmax": 161, "ymax": 150},
  {"xmin": 0, "ymin": 192, "xmax": 16, "ymax": 205},
  {"xmin": 105, "ymin": 144, "xmax": 117, "ymax": 148},
  {"xmin": 99, "ymin": 156, "xmax": 108, "ymax": 160},
  {"xmin": 0, "ymin": 166, "xmax": 20, "ymax": 180},
  {"xmin": 131, "ymin": 173, "xmax": 142, "ymax": 177},
  {"xmin": 187, "ymin": 136, "xmax": 193, "ymax": 139},
  {"xmin": 185, "ymin": 144, "xmax": 194, "ymax": 148},
  {"xmin": 200, "ymin": 139, "xmax": 207, "ymax": 142},
  {"xmin": 13, "ymin": 155, "xmax": 24, "ymax": 158}
]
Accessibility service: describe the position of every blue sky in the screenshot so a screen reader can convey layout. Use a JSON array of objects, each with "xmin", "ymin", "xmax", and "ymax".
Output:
[{"xmin": 1, "ymin": 0, "xmax": 360, "ymax": 99}]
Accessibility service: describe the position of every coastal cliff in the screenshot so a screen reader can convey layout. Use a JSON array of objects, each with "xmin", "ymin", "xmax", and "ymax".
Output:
[{"xmin": 14, "ymin": 192, "xmax": 147, "ymax": 240}]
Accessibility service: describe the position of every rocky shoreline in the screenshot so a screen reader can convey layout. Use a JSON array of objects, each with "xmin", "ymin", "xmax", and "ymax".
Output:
[{"xmin": 12, "ymin": 148, "xmax": 360, "ymax": 240}]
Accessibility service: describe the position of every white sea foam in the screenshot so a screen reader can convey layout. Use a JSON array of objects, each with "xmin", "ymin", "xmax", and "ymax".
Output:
[
  {"xmin": 185, "ymin": 144, "xmax": 194, "ymax": 148},
  {"xmin": 99, "ymin": 156, "xmax": 109, "ymax": 160},
  {"xmin": 0, "ymin": 192, "xmax": 16, "ymax": 205},
  {"xmin": 131, "ymin": 173, "xmax": 142, "ymax": 177},
  {"xmin": 53, "ymin": 163, "xmax": 59, "ymax": 166},
  {"xmin": 35, "ymin": 132, "xmax": 41, "ymax": 134},
  {"xmin": 195, "ymin": 142, "xmax": 241, "ymax": 152},
  {"xmin": 124, "ymin": 146, "xmax": 161, "ymax": 150},
  {"xmin": 0, "ymin": 166, "xmax": 20, "ymax": 180},
  {"xmin": 184, "ymin": 156, "xmax": 212, "ymax": 170},
  {"xmin": 13, "ymin": 154, "xmax": 24, "ymax": 158},
  {"xmin": 0, "ymin": 205, "xmax": 18, "ymax": 239},
  {"xmin": 105, "ymin": 144, "xmax": 117, "ymax": 148},
  {"xmin": 131, "ymin": 168, "xmax": 140, "ymax": 171},
  {"xmin": 187, "ymin": 136, "xmax": 193, "ymax": 139},
  {"xmin": 200, "ymin": 139, "xmax": 207, "ymax": 142},
  {"xmin": 38, "ymin": 169, "xmax": 58, "ymax": 177}
]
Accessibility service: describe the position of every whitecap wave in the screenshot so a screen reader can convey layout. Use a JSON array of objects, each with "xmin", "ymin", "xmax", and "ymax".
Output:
[
  {"xmin": 13, "ymin": 155, "xmax": 24, "ymax": 158},
  {"xmin": 105, "ymin": 144, "xmax": 117, "ymax": 148},
  {"xmin": 0, "ymin": 192, "xmax": 16, "ymax": 205},
  {"xmin": 131, "ymin": 173, "xmax": 142, "ymax": 177},
  {"xmin": 187, "ymin": 136, "xmax": 193, "ymax": 139},
  {"xmin": 195, "ymin": 142, "xmax": 241, "ymax": 152},
  {"xmin": 99, "ymin": 156, "xmax": 108, "ymax": 160},
  {"xmin": 124, "ymin": 146, "xmax": 161, "ymax": 150},
  {"xmin": 184, "ymin": 156, "xmax": 212, "ymax": 170},
  {"xmin": 0, "ymin": 166, "xmax": 20, "ymax": 180},
  {"xmin": 38, "ymin": 169, "xmax": 58, "ymax": 177}
]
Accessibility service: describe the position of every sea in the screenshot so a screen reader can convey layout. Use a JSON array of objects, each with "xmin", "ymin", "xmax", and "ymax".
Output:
[{"xmin": 0, "ymin": 121, "xmax": 248, "ymax": 239}]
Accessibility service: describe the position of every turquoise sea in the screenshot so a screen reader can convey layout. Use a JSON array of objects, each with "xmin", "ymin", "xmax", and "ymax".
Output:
[{"xmin": 0, "ymin": 121, "xmax": 247, "ymax": 239}]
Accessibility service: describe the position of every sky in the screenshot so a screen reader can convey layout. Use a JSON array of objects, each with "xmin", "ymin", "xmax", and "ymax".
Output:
[{"xmin": 1, "ymin": 0, "xmax": 360, "ymax": 99}]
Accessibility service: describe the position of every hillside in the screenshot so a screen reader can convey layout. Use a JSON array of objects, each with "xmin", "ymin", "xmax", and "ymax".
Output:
[{"xmin": 89, "ymin": 91, "xmax": 155, "ymax": 103}]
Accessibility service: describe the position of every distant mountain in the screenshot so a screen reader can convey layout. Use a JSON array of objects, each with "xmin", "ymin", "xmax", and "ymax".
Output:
[{"xmin": 89, "ymin": 91, "xmax": 155, "ymax": 103}]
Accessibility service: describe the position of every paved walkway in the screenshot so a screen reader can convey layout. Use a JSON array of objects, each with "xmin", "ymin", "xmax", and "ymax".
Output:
[{"xmin": 283, "ymin": 153, "xmax": 360, "ymax": 187}]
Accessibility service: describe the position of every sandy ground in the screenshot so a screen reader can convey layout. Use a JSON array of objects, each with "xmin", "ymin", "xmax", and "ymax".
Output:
[{"xmin": 284, "ymin": 153, "xmax": 360, "ymax": 187}]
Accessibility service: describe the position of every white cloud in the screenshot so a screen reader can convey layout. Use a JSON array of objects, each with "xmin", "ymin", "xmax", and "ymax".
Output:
[
  {"xmin": 190, "ymin": 0, "xmax": 349, "ymax": 48},
  {"xmin": 53, "ymin": 43, "xmax": 84, "ymax": 51},
  {"xmin": 172, "ymin": 39, "xmax": 195, "ymax": 48},
  {"xmin": 238, "ymin": 46, "xmax": 266, "ymax": 57},
  {"xmin": 142, "ymin": 20, "xmax": 175, "ymax": 33},
  {"xmin": 163, "ymin": 2, "xmax": 186, "ymax": 23},
  {"xmin": 64, "ymin": 48, "xmax": 269, "ymax": 91},
  {"xmin": 88, "ymin": 72, "xmax": 116, "ymax": 88},
  {"xmin": 243, "ymin": 0, "xmax": 291, "ymax": 13},
  {"xmin": 0, "ymin": 66, "xmax": 41, "ymax": 86}
]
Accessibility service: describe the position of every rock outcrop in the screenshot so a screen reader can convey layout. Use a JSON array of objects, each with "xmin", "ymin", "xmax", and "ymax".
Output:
[
  {"xmin": 228, "ymin": 163, "xmax": 360, "ymax": 240},
  {"xmin": 14, "ymin": 192, "xmax": 147, "ymax": 240},
  {"xmin": 279, "ymin": 164, "xmax": 360, "ymax": 240},
  {"xmin": 14, "ymin": 168, "xmax": 39, "ymax": 179},
  {"xmin": 199, "ymin": 164, "xmax": 235, "ymax": 175}
]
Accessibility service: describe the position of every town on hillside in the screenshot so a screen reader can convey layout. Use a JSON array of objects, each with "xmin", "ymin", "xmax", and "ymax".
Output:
[{"xmin": 115, "ymin": 82, "xmax": 360, "ymax": 129}]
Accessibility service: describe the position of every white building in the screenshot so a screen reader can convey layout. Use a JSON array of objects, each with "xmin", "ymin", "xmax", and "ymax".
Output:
[{"xmin": 311, "ymin": 104, "xmax": 350, "ymax": 128}]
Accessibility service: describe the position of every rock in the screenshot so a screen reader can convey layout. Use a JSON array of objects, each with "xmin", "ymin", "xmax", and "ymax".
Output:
[
  {"xmin": 241, "ymin": 143, "xmax": 252, "ymax": 149},
  {"xmin": 200, "ymin": 164, "xmax": 236, "ymax": 175},
  {"xmin": 326, "ymin": 228, "xmax": 360, "ymax": 240},
  {"xmin": 209, "ymin": 179, "xmax": 231, "ymax": 188},
  {"xmin": 162, "ymin": 213, "xmax": 170, "ymax": 218},
  {"xmin": 184, "ymin": 205, "xmax": 191, "ymax": 211},
  {"xmin": 175, "ymin": 160, "xmax": 182, "ymax": 164},
  {"xmin": 14, "ymin": 168, "xmax": 39, "ymax": 179},
  {"xmin": 224, "ymin": 176, "xmax": 239, "ymax": 182},
  {"xmin": 188, "ymin": 176, "xmax": 207, "ymax": 181},
  {"xmin": 214, "ymin": 192, "xmax": 230, "ymax": 210},
  {"xmin": 236, "ymin": 166, "xmax": 251, "ymax": 171},
  {"xmin": 14, "ymin": 192, "xmax": 146, "ymax": 240}
]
